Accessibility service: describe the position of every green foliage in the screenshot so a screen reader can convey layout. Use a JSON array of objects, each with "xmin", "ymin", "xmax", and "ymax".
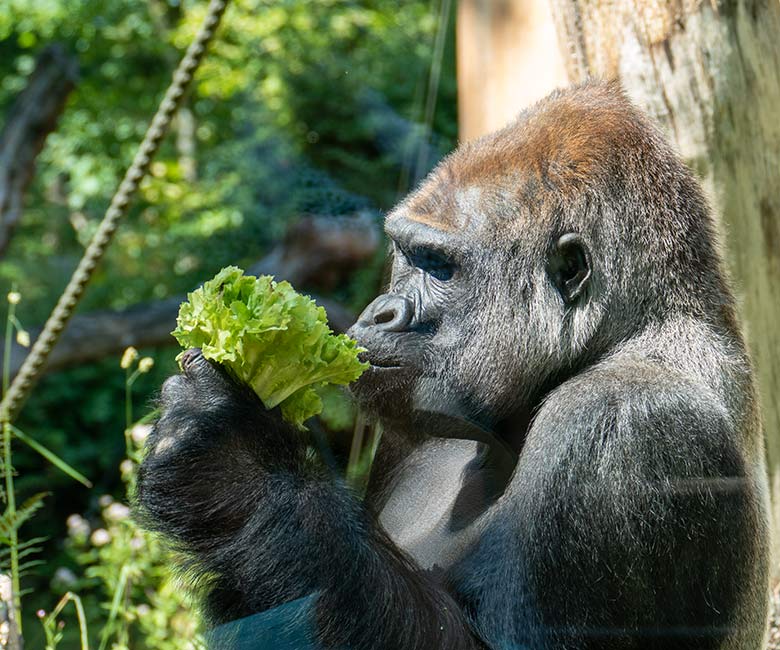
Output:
[
  {"xmin": 38, "ymin": 592, "xmax": 90, "ymax": 650},
  {"xmin": 55, "ymin": 425, "xmax": 203, "ymax": 650},
  {"xmin": 29, "ymin": 355, "xmax": 204, "ymax": 650},
  {"xmin": 0, "ymin": 490, "xmax": 47, "ymax": 594},
  {"xmin": 60, "ymin": 423, "xmax": 204, "ymax": 650},
  {"xmin": 0, "ymin": 0, "xmax": 454, "ymax": 325},
  {"xmin": 0, "ymin": 491, "xmax": 46, "ymax": 546},
  {"xmin": 173, "ymin": 266, "xmax": 367, "ymax": 428},
  {"xmin": 0, "ymin": 0, "xmax": 456, "ymax": 646},
  {"xmin": 316, "ymin": 384, "xmax": 357, "ymax": 433}
]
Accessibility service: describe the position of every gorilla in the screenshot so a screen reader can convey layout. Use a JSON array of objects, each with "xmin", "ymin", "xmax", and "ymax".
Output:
[{"xmin": 136, "ymin": 82, "xmax": 770, "ymax": 649}]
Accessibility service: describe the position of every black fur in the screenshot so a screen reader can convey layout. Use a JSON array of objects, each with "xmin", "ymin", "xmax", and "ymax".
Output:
[
  {"xmin": 137, "ymin": 354, "xmax": 479, "ymax": 648},
  {"xmin": 136, "ymin": 82, "xmax": 769, "ymax": 649}
]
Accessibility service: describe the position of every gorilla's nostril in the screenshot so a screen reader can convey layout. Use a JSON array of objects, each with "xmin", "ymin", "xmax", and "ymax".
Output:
[
  {"xmin": 374, "ymin": 310, "xmax": 396, "ymax": 325},
  {"xmin": 356, "ymin": 294, "xmax": 414, "ymax": 332}
]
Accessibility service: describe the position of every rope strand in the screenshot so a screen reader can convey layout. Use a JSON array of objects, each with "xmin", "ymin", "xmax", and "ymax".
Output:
[{"xmin": 0, "ymin": 0, "xmax": 229, "ymax": 423}]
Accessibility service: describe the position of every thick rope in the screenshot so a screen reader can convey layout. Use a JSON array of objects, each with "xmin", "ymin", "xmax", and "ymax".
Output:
[{"xmin": 0, "ymin": 0, "xmax": 229, "ymax": 423}]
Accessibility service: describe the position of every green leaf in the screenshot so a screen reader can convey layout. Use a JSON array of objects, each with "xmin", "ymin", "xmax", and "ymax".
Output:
[
  {"xmin": 173, "ymin": 266, "xmax": 368, "ymax": 428},
  {"xmin": 0, "ymin": 492, "xmax": 47, "ymax": 540}
]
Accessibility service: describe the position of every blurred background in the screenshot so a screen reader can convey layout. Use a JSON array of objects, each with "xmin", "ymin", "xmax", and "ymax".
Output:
[{"xmin": 0, "ymin": 0, "xmax": 778, "ymax": 648}]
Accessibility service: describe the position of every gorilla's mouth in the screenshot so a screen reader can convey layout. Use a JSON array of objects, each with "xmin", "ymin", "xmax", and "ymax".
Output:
[
  {"xmin": 357, "ymin": 349, "xmax": 404, "ymax": 370},
  {"xmin": 369, "ymin": 359, "xmax": 403, "ymax": 370}
]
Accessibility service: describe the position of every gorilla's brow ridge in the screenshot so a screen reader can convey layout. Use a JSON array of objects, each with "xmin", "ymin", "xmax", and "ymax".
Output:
[{"xmin": 385, "ymin": 215, "xmax": 463, "ymax": 255}]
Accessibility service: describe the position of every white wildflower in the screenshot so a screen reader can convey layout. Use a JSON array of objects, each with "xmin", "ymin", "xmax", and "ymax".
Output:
[
  {"xmin": 120, "ymin": 346, "xmax": 138, "ymax": 369},
  {"xmin": 120, "ymin": 459, "xmax": 135, "ymax": 478},
  {"xmin": 52, "ymin": 567, "xmax": 77, "ymax": 589},
  {"xmin": 104, "ymin": 502, "xmax": 131, "ymax": 522},
  {"xmin": 138, "ymin": 357, "xmax": 154, "ymax": 373},
  {"xmin": 15, "ymin": 330, "xmax": 30, "ymax": 347},
  {"xmin": 90, "ymin": 528, "xmax": 111, "ymax": 547},
  {"xmin": 66, "ymin": 514, "xmax": 90, "ymax": 539},
  {"xmin": 130, "ymin": 423, "xmax": 152, "ymax": 445}
]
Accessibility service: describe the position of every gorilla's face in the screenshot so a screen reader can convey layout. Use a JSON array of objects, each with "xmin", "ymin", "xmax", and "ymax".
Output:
[
  {"xmin": 347, "ymin": 213, "xmax": 471, "ymax": 429},
  {"xmin": 348, "ymin": 164, "xmax": 596, "ymax": 438}
]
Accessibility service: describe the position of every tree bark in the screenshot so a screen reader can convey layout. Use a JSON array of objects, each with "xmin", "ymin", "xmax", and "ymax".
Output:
[
  {"xmin": 457, "ymin": 0, "xmax": 568, "ymax": 142},
  {"xmin": 549, "ymin": 0, "xmax": 780, "ymax": 563},
  {"xmin": 0, "ymin": 44, "xmax": 78, "ymax": 257}
]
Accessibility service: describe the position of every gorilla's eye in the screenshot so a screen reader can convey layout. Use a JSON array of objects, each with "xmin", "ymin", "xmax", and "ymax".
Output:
[{"xmin": 406, "ymin": 247, "xmax": 455, "ymax": 282}]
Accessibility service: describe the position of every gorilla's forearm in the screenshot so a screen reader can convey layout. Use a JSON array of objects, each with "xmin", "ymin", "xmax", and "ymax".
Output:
[
  {"xmin": 225, "ymin": 477, "xmax": 480, "ymax": 649},
  {"xmin": 139, "ymin": 444, "xmax": 479, "ymax": 649},
  {"xmin": 135, "ymin": 359, "xmax": 480, "ymax": 649}
]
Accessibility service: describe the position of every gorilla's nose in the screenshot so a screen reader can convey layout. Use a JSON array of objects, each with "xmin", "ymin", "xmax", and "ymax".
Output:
[{"xmin": 357, "ymin": 294, "xmax": 414, "ymax": 333}]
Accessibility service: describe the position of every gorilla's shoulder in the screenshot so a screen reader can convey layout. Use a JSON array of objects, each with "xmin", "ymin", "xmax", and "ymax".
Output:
[{"xmin": 529, "ymin": 356, "xmax": 744, "ymax": 478}]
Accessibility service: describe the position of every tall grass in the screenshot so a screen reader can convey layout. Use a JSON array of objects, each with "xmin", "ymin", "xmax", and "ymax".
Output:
[{"xmin": 1, "ymin": 291, "xmax": 92, "ymax": 634}]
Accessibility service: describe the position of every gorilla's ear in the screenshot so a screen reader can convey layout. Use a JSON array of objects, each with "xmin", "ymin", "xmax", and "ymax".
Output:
[{"xmin": 548, "ymin": 233, "xmax": 591, "ymax": 304}]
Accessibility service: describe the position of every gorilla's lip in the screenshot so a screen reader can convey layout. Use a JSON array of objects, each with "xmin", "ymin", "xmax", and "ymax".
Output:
[
  {"xmin": 357, "ymin": 350, "xmax": 405, "ymax": 370},
  {"xmin": 369, "ymin": 361, "xmax": 404, "ymax": 370}
]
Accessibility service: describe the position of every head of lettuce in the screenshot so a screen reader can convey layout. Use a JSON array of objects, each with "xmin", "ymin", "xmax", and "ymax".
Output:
[{"xmin": 172, "ymin": 266, "xmax": 368, "ymax": 429}]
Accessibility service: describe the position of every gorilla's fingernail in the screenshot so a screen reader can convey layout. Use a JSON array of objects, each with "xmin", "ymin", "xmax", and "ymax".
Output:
[{"xmin": 181, "ymin": 348, "xmax": 201, "ymax": 373}]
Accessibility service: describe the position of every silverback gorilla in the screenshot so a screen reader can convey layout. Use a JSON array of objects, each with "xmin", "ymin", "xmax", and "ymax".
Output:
[{"xmin": 136, "ymin": 82, "xmax": 770, "ymax": 649}]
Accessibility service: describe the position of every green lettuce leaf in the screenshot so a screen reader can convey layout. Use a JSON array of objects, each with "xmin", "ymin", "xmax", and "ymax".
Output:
[{"xmin": 172, "ymin": 266, "xmax": 368, "ymax": 429}]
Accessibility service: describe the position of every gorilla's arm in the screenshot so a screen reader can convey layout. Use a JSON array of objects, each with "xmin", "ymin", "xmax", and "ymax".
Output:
[
  {"xmin": 454, "ymin": 356, "xmax": 765, "ymax": 650},
  {"xmin": 135, "ymin": 351, "xmax": 480, "ymax": 650}
]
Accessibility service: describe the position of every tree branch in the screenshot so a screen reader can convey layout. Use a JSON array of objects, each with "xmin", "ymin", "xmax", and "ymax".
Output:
[{"xmin": 7, "ymin": 213, "xmax": 379, "ymax": 376}]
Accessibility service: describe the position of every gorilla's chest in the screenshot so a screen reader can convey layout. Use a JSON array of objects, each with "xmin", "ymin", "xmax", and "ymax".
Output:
[{"xmin": 378, "ymin": 437, "xmax": 513, "ymax": 573}]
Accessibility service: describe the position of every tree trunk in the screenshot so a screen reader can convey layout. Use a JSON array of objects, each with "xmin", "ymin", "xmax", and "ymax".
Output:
[
  {"xmin": 457, "ymin": 0, "xmax": 568, "ymax": 142},
  {"xmin": 0, "ymin": 44, "xmax": 78, "ymax": 257},
  {"xmin": 549, "ymin": 0, "xmax": 780, "ymax": 563}
]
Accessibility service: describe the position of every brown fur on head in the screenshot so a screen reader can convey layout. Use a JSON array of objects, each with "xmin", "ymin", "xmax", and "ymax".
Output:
[{"xmin": 393, "ymin": 81, "xmax": 661, "ymax": 234}]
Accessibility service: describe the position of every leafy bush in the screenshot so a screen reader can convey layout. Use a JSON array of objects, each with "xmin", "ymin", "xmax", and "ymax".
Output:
[{"xmin": 59, "ymin": 418, "xmax": 203, "ymax": 650}]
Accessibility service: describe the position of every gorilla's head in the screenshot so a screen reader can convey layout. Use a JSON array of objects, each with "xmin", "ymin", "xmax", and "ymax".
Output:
[{"xmin": 348, "ymin": 82, "xmax": 722, "ymax": 440}]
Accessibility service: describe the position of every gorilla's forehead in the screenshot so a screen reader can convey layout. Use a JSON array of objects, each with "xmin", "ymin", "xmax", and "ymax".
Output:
[
  {"xmin": 387, "ymin": 184, "xmax": 491, "ymax": 237},
  {"xmin": 394, "ymin": 81, "xmax": 651, "ymax": 235}
]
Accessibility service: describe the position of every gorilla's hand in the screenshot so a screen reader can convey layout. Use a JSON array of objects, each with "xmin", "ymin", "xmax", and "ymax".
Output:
[
  {"xmin": 135, "ymin": 349, "xmax": 307, "ymax": 585},
  {"xmin": 145, "ymin": 348, "xmax": 301, "ymax": 469},
  {"xmin": 135, "ymin": 351, "xmax": 480, "ymax": 648}
]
